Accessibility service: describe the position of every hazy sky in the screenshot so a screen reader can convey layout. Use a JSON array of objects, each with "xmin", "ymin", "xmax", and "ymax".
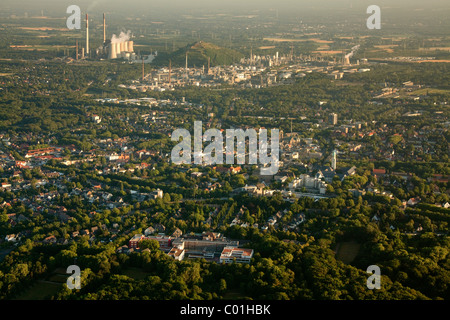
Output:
[
  {"xmin": 1, "ymin": 0, "xmax": 449, "ymax": 25},
  {"xmin": 2, "ymin": 0, "xmax": 450, "ymax": 13}
]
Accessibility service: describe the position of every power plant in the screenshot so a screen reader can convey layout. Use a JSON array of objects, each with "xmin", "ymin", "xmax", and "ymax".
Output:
[
  {"xmin": 77, "ymin": 12, "xmax": 143, "ymax": 62},
  {"xmin": 99, "ymin": 22, "xmax": 136, "ymax": 61},
  {"xmin": 70, "ymin": 12, "xmax": 157, "ymax": 66}
]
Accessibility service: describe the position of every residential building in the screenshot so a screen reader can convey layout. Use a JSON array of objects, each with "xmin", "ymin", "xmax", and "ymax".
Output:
[{"xmin": 328, "ymin": 113, "xmax": 338, "ymax": 125}]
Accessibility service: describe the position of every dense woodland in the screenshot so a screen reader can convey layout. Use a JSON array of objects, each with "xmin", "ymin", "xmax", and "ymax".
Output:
[{"xmin": 0, "ymin": 158, "xmax": 449, "ymax": 299}]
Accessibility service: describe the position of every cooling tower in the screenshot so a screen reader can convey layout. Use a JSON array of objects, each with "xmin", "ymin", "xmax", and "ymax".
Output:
[
  {"xmin": 127, "ymin": 41, "xmax": 134, "ymax": 53},
  {"xmin": 120, "ymin": 41, "xmax": 125, "ymax": 52},
  {"xmin": 115, "ymin": 42, "xmax": 121, "ymax": 55},
  {"xmin": 124, "ymin": 41, "xmax": 129, "ymax": 52},
  {"xmin": 344, "ymin": 56, "xmax": 350, "ymax": 65},
  {"xmin": 108, "ymin": 43, "xmax": 117, "ymax": 59}
]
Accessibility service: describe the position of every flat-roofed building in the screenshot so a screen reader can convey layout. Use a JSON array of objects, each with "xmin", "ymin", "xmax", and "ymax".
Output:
[
  {"xmin": 328, "ymin": 113, "xmax": 338, "ymax": 125},
  {"xmin": 128, "ymin": 234, "xmax": 173, "ymax": 249},
  {"xmin": 219, "ymin": 246, "xmax": 254, "ymax": 264},
  {"xmin": 128, "ymin": 234, "xmax": 145, "ymax": 249}
]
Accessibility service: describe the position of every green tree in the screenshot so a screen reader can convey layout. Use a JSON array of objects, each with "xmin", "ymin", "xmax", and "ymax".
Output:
[{"xmin": 139, "ymin": 239, "xmax": 160, "ymax": 251}]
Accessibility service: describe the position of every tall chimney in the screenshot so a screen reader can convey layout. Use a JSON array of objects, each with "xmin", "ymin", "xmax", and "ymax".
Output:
[
  {"xmin": 185, "ymin": 52, "xmax": 188, "ymax": 78},
  {"xmin": 103, "ymin": 13, "xmax": 106, "ymax": 44},
  {"xmin": 207, "ymin": 56, "xmax": 210, "ymax": 74},
  {"xmin": 86, "ymin": 14, "xmax": 89, "ymax": 56},
  {"xmin": 169, "ymin": 60, "xmax": 172, "ymax": 84},
  {"xmin": 142, "ymin": 58, "xmax": 145, "ymax": 81}
]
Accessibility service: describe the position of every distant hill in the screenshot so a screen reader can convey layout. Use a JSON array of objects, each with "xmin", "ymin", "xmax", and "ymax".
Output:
[{"xmin": 153, "ymin": 41, "xmax": 244, "ymax": 68}]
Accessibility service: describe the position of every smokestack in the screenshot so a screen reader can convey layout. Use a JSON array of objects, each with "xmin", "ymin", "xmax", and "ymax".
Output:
[
  {"xmin": 103, "ymin": 13, "xmax": 106, "ymax": 44},
  {"xmin": 81, "ymin": 47, "xmax": 85, "ymax": 59},
  {"xmin": 142, "ymin": 58, "xmax": 145, "ymax": 81},
  {"xmin": 86, "ymin": 14, "xmax": 89, "ymax": 56},
  {"xmin": 169, "ymin": 60, "xmax": 171, "ymax": 84},
  {"xmin": 76, "ymin": 40, "xmax": 78, "ymax": 60},
  {"xmin": 185, "ymin": 52, "xmax": 188, "ymax": 78}
]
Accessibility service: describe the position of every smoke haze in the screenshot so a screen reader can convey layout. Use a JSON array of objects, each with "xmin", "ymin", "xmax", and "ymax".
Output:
[{"xmin": 111, "ymin": 30, "xmax": 131, "ymax": 43}]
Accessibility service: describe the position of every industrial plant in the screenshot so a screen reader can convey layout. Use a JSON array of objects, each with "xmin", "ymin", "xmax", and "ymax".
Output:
[{"xmin": 75, "ymin": 13, "xmax": 154, "ymax": 63}]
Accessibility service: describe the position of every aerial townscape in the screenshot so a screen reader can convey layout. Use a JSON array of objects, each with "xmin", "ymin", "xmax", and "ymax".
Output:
[{"xmin": 0, "ymin": 0, "xmax": 448, "ymax": 305}]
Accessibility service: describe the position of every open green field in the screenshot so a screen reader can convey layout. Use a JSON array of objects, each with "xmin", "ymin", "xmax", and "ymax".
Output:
[
  {"xmin": 121, "ymin": 267, "xmax": 150, "ymax": 280},
  {"xmin": 407, "ymin": 88, "xmax": 450, "ymax": 96},
  {"xmin": 13, "ymin": 281, "xmax": 62, "ymax": 300},
  {"xmin": 47, "ymin": 274, "xmax": 69, "ymax": 283},
  {"xmin": 13, "ymin": 267, "xmax": 68, "ymax": 300}
]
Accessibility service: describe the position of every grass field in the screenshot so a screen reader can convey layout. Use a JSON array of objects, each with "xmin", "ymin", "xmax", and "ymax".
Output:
[
  {"xmin": 47, "ymin": 274, "xmax": 69, "ymax": 283},
  {"xmin": 419, "ymin": 47, "xmax": 450, "ymax": 52},
  {"xmin": 13, "ymin": 267, "xmax": 69, "ymax": 300},
  {"xmin": 14, "ymin": 281, "xmax": 62, "ymax": 300},
  {"xmin": 263, "ymin": 38, "xmax": 333, "ymax": 44},
  {"xmin": 335, "ymin": 241, "xmax": 361, "ymax": 264},
  {"xmin": 374, "ymin": 45, "xmax": 399, "ymax": 53},
  {"xmin": 408, "ymin": 88, "xmax": 450, "ymax": 95},
  {"xmin": 10, "ymin": 45, "xmax": 75, "ymax": 51},
  {"xmin": 415, "ymin": 60, "xmax": 450, "ymax": 63},
  {"xmin": 312, "ymin": 50, "xmax": 344, "ymax": 55},
  {"xmin": 121, "ymin": 267, "xmax": 150, "ymax": 280}
]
